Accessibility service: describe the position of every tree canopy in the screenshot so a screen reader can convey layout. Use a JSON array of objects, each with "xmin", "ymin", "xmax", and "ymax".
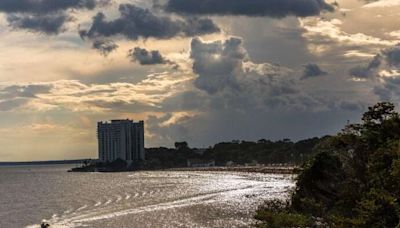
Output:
[{"xmin": 255, "ymin": 102, "xmax": 400, "ymax": 227}]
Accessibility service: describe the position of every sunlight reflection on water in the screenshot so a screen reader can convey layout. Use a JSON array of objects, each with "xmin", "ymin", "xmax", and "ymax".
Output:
[{"xmin": 0, "ymin": 165, "xmax": 295, "ymax": 228}]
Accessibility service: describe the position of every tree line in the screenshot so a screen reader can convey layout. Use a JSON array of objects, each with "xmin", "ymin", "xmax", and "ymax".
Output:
[{"xmin": 144, "ymin": 136, "xmax": 326, "ymax": 169}]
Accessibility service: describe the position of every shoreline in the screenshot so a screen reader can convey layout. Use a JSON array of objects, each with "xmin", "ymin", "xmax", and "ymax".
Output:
[
  {"xmin": 69, "ymin": 165, "xmax": 300, "ymax": 174},
  {"xmin": 162, "ymin": 166, "xmax": 299, "ymax": 174}
]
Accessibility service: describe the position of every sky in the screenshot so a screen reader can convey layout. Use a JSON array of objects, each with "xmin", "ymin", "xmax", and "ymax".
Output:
[{"xmin": 1, "ymin": 0, "xmax": 400, "ymax": 161}]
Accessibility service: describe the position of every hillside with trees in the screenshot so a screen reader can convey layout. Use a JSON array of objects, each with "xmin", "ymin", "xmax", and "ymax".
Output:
[{"xmin": 255, "ymin": 102, "xmax": 400, "ymax": 227}]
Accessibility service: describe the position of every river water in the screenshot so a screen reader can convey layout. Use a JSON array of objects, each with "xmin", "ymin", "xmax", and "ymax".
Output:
[{"xmin": 0, "ymin": 165, "xmax": 295, "ymax": 228}]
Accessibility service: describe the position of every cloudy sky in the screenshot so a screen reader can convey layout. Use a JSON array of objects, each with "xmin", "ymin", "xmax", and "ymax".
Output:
[{"xmin": 1, "ymin": 0, "xmax": 400, "ymax": 161}]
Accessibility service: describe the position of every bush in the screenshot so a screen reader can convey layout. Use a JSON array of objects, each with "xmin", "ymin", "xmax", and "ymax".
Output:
[{"xmin": 255, "ymin": 200, "xmax": 312, "ymax": 228}]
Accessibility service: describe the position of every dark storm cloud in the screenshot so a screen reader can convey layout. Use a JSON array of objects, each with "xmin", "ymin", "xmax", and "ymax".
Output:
[
  {"xmin": 349, "ymin": 65, "xmax": 372, "ymax": 79},
  {"xmin": 190, "ymin": 36, "xmax": 301, "ymax": 103},
  {"xmin": 0, "ymin": 0, "xmax": 102, "ymax": 14},
  {"xmin": 165, "ymin": 0, "xmax": 334, "ymax": 18},
  {"xmin": 383, "ymin": 45, "xmax": 400, "ymax": 67},
  {"xmin": 7, "ymin": 13, "xmax": 72, "ymax": 34},
  {"xmin": 0, "ymin": 0, "xmax": 109, "ymax": 34},
  {"xmin": 188, "ymin": 36, "xmax": 338, "ymax": 113},
  {"xmin": 371, "ymin": 51, "xmax": 400, "ymax": 99},
  {"xmin": 128, "ymin": 47, "xmax": 172, "ymax": 65},
  {"xmin": 302, "ymin": 63, "xmax": 327, "ymax": 79},
  {"xmin": 92, "ymin": 39, "xmax": 118, "ymax": 56},
  {"xmin": 180, "ymin": 17, "xmax": 221, "ymax": 36},
  {"xmin": 349, "ymin": 45, "xmax": 400, "ymax": 101},
  {"xmin": 349, "ymin": 54, "xmax": 382, "ymax": 78},
  {"xmin": 79, "ymin": 4, "xmax": 220, "ymax": 41},
  {"xmin": 349, "ymin": 46, "xmax": 400, "ymax": 79},
  {"xmin": 186, "ymin": 36, "xmax": 366, "ymax": 118},
  {"xmin": 190, "ymin": 37, "xmax": 247, "ymax": 94}
]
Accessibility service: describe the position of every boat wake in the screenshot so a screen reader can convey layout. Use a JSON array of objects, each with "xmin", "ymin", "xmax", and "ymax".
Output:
[{"xmin": 26, "ymin": 183, "xmax": 267, "ymax": 228}]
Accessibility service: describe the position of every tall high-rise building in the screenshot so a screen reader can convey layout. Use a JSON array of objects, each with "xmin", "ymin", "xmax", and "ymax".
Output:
[{"xmin": 97, "ymin": 119, "xmax": 145, "ymax": 163}]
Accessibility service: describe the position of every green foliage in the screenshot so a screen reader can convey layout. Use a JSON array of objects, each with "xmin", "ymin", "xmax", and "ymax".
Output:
[
  {"xmin": 145, "ymin": 146, "xmax": 199, "ymax": 168},
  {"xmin": 292, "ymin": 152, "xmax": 345, "ymax": 216},
  {"xmin": 255, "ymin": 200, "xmax": 312, "ymax": 228},
  {"xmin": 175, "ymin": 141, "xmax": 189, "ymax": 150},
  {"xmin": 255, "ymin": 102, "xmax": 400, "ymax": 227},
  {"xmin": 356, "ymin": 189, "xmax": 399, "ymax": 227},
  {"xmin": 362, "ymin": 101, "xmax": 397, "ymax": 125},
  {"xmin": 145, "ymin": 138, "xmax": 324, "ymax": 169},
  {"xmin": 203, "ymin": 138, "xmax": 323, "ymax": 166},
  {"xmin": 255, "ymin": 211, "xmax": 312, "ymax": 228}
]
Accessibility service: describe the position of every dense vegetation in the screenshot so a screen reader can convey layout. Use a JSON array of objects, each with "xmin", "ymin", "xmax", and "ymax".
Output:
[
  {"xmin": 144, "ymin": 137, "xmax": 325, "ymax": 169},
  {"xmin": 255, "ymin": 102, "xmax": 400, "ymax": 227}
]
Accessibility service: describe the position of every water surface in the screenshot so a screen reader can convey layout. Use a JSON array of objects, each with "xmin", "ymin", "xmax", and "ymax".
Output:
[{"xmin": 0, "ymin": 165, "xmax": 295, "ymax": 227}]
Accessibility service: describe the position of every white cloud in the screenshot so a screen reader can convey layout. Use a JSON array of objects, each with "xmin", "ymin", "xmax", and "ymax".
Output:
[
  {"xmin": 363, "ymin": 0, "xmax": 400, "ymax": 8},
  {"xmin": 387, "ymin": 30, "xmax": 400, "ymax": 39},
  {"xmin": 300, "ymin": 18, "xmax": 396, "ymax": 49},
  {"xmin": 344, "ymin": 51, "xmax": 376, "ymax": 58},
  {"xmin": 0, "ymin": 71, "xmax": 193, "ymax": 113}
]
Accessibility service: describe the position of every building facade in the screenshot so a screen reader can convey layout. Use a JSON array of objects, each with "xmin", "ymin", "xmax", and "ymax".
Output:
[{"xmin": 97, "ymin": 119, "xmax": 145, "ymax": 163}]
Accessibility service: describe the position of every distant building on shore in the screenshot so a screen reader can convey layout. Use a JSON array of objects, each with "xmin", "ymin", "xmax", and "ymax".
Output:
[{"xmin": 97, "ymin": 119, "xmax": 145, "ymax": 163}]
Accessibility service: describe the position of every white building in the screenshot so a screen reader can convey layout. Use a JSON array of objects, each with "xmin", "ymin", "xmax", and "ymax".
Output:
[{"xmin": 97, "ymin": 119, "xmax": 145, "ymax": 163}]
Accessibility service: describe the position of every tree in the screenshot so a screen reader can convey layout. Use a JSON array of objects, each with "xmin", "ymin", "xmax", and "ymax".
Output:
[
  {"xmin": 174, "ymin": 141, "xmax": 189, "ymax": 150},
  {"xmin": 362, "ymin": 102, "xmax": 397, "ymax": 125}
]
